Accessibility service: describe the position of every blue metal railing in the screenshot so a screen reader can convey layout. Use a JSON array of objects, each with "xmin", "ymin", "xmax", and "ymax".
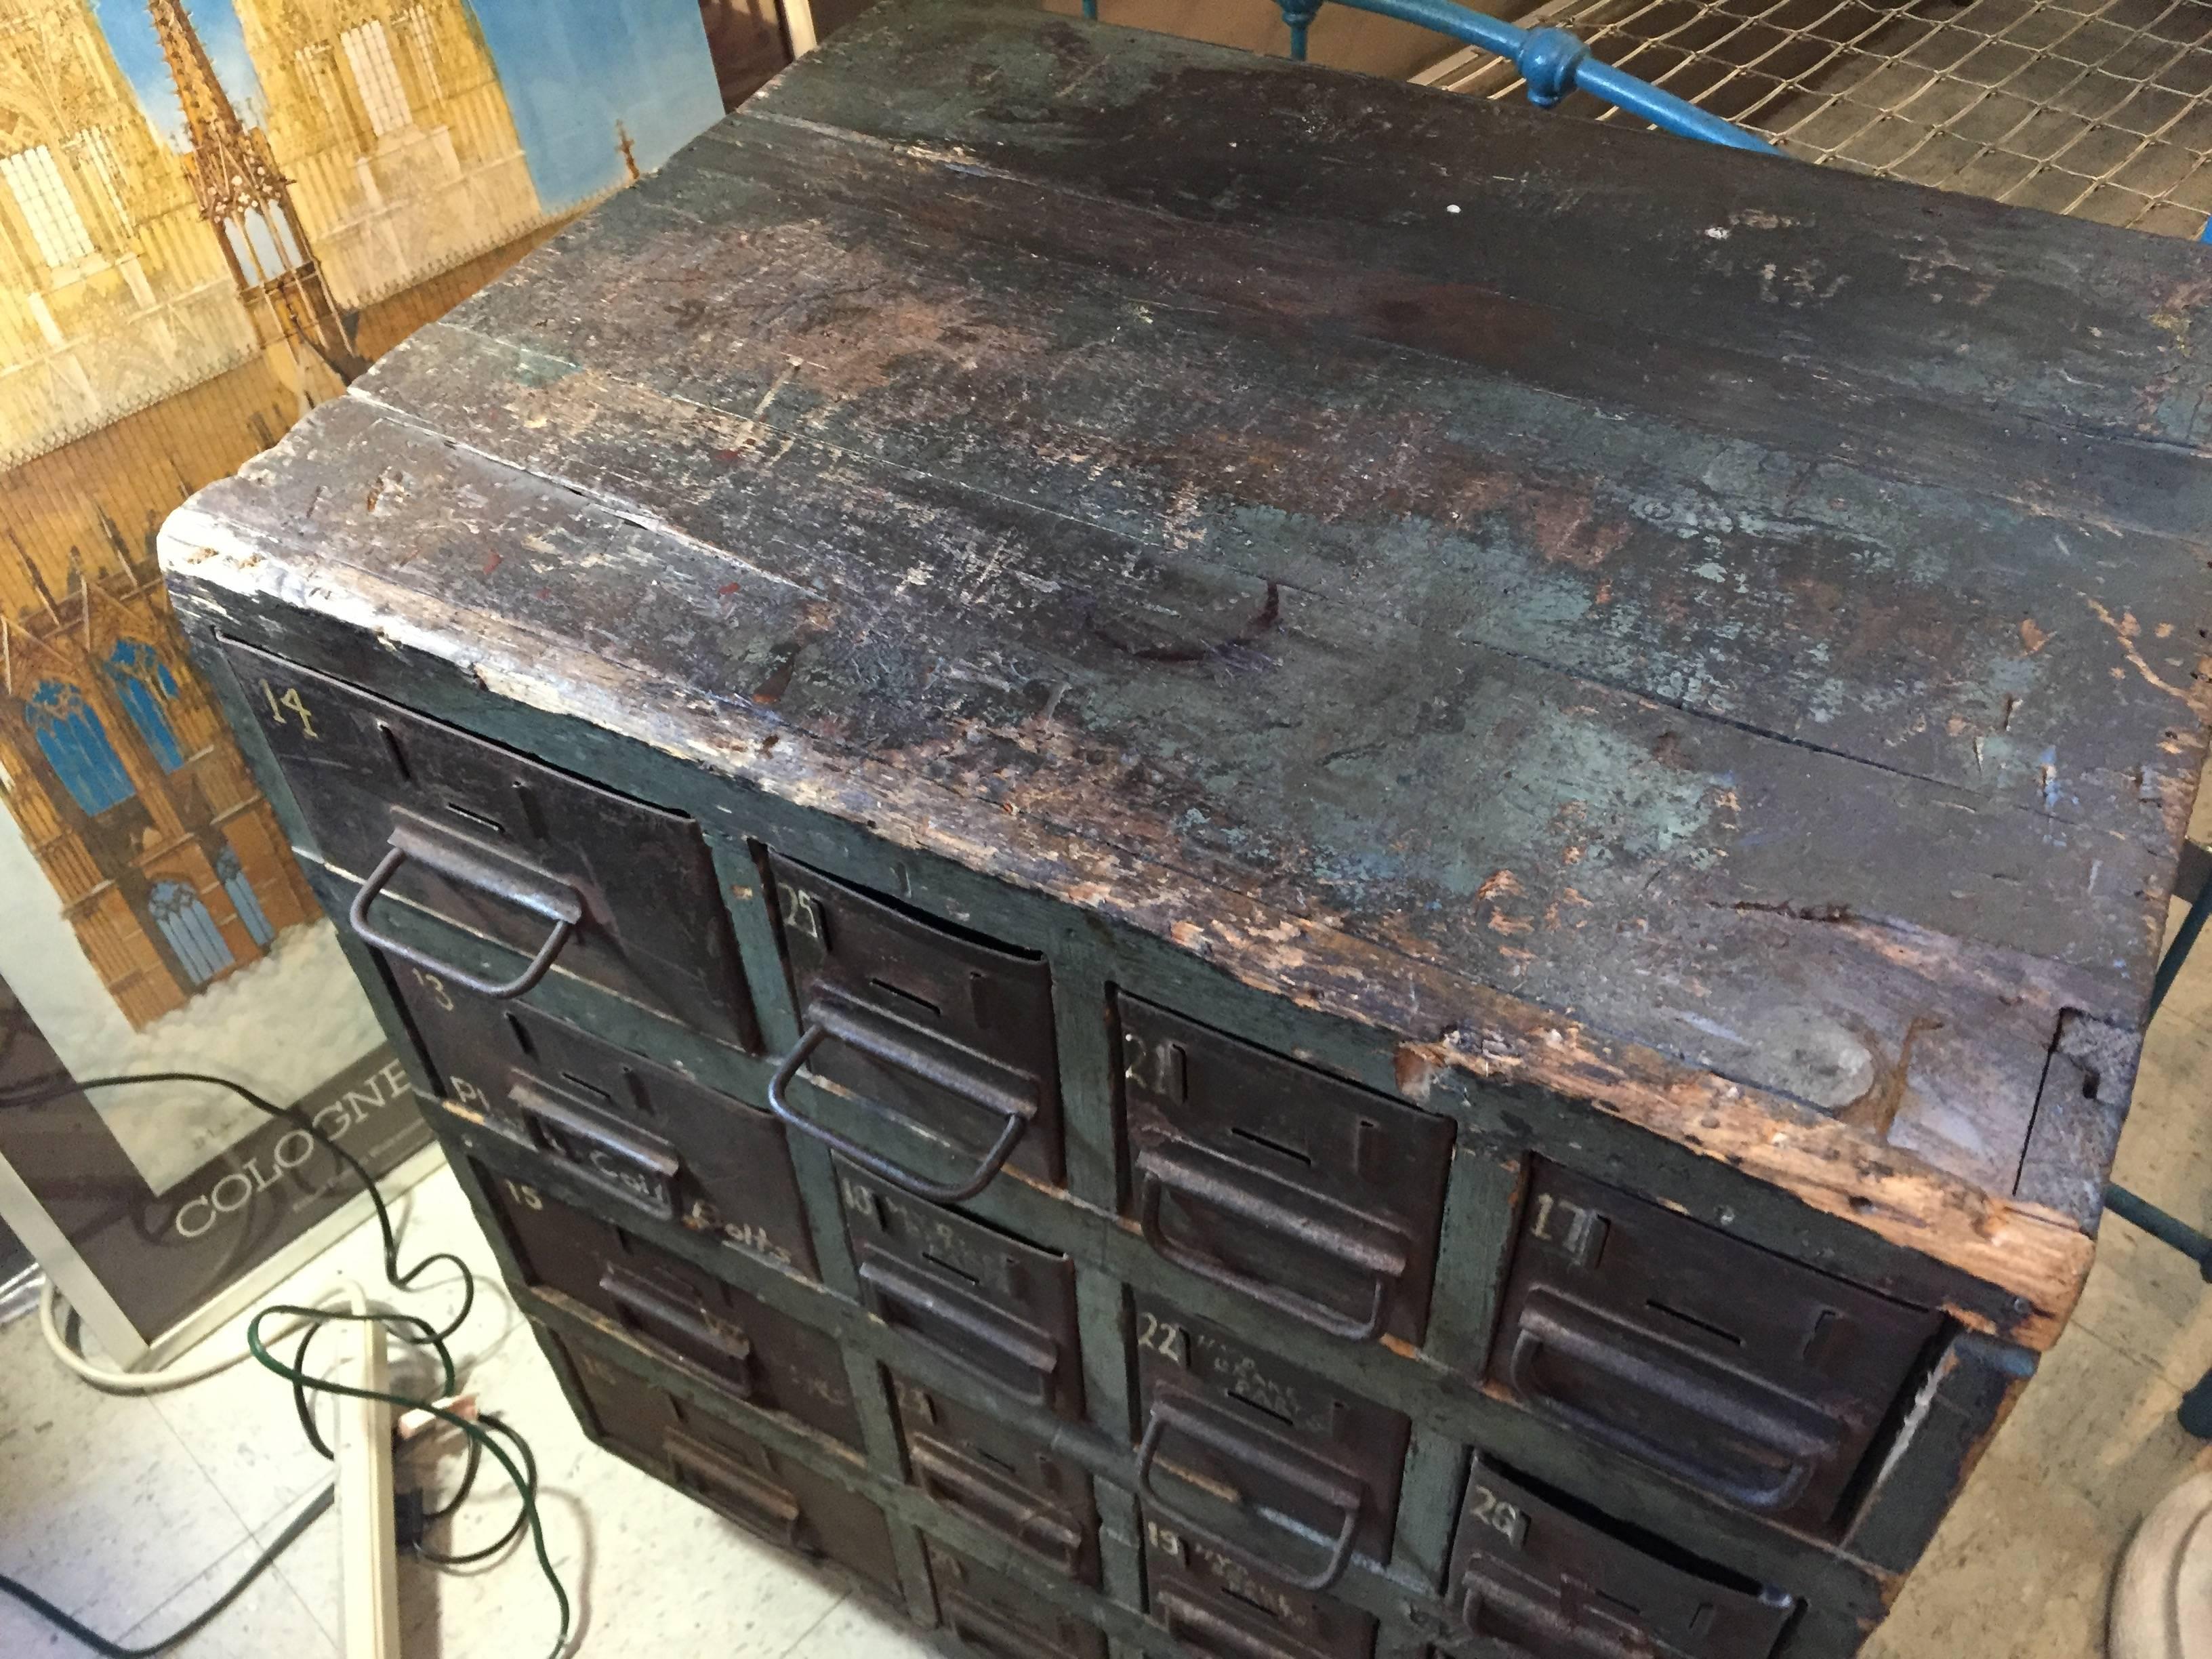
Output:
[
  {"xmin": 1078, "ymin": 0, "xmax": 1775, "ymax": 153},
  {"xmin": 1078, "ymin": 0, "xmax": 2212, "ymax": 237}
]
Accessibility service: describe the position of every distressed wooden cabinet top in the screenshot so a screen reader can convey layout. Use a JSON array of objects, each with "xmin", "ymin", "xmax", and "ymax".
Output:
[{"xmin": 165, "ymin": 0, "xmax": 2212, "ymax": 1332}]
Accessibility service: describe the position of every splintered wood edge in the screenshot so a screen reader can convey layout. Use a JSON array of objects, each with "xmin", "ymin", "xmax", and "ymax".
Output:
[{"xmin": 161, "ymin": 514, "xmax": 2095, "ymax": 1349}]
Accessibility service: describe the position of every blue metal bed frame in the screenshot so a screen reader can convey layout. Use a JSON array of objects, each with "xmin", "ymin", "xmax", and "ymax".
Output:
[{"xmin": 1079, "ymin": 0, "xmax": 2212, "ymax": 237}]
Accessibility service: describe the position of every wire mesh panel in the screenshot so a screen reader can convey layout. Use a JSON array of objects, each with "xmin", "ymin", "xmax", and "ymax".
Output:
[{"xmin": 1422, "ymin": 0, "xmax": 2212, "ymax": 237}]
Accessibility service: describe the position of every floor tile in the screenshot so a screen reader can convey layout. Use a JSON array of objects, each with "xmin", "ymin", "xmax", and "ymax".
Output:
[
  {"xmin": 268, "ymin": 1294, "xmax": 851, "ymax": 1659},
  {"xmin": 776, "ymin": 1591, "xmax": 936, "ymax": 1658},
  {"xmin": 148, "ymin": 1161, "xmax": 525, "ymax": 1536},
  {"xmin": 0, "ymin": 1307, "xmax": 249, "ymax": 1636},
  {"xmin": 112, "ymin": 1515, "xmax": 340, "ymax": 1659}
]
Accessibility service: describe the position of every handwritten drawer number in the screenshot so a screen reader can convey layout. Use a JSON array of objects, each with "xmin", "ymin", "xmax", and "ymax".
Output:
[
  {"xmin": 1136, "ymin": 1310, "xmax": 1187, "ymax": 1366},
  {"xmin": 259, "ymin": 679, "xmax": 319, "ymax": 739},
  {"xmin": 1467, "ymin": 1483, "xmax": 1528, "ymax": 1550}
]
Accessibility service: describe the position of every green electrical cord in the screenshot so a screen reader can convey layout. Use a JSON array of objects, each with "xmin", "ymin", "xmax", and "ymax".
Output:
[{"xmin": 0, "ymin": 1070, "xmax": 574, "ymax": 1659}]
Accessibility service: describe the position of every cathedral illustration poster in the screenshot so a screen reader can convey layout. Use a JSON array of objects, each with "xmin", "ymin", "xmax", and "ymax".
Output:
[{"xmin": 0, "ymin": 0, "xmax": 725, "ymax": 1198}]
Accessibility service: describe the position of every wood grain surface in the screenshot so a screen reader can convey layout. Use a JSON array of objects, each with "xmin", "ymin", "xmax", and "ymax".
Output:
[{"xmin": 164, "ymin": 1, "xmax": 2212, "ymax": 1334}]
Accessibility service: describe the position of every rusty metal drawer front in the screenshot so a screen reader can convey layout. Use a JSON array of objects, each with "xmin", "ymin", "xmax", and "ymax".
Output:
[
  {"xmin": 893, "ymin": 1373, "xmax": 1100, "ymax": 1583},
  {"xmin": 765, "ymin": 851, "xmax": 1061, "ymax": 1202},
  {"xmin": 1486, "ymin": 1164, "xmax": 1944, "ymax": 1533},
  {"xmin": 1118, "ymin": 996, "xmax": 1452, "ymax": 1345},
  {"xmin": 1145, "ymin": 1512, "xmax": 1377, "ymax": 1659},
  {"xmin": 1448, "ymin": 1460, "xmax": 1797, "ymax": 1659},
  {"xmin": 1132, "ymin": 1297, "xmax": 1408, "ymax": 1592},
  {"xmin": 395, "ymin": 970, "xmax": 815, "ymax": 1275},
  {"xmin": 670, "ymin": 1429, "xmax": 903, "ymax": 1595},
  {"xmin": 485, "ymin": 1172, "xmax": 863, "ymax": 1449},
  {"xmin": 924, "ymin": 1538, "xmax": 1108, "ymax": 1659},
  {"xmin": 222, "ymin": 640, "xmax": 755, "ymax": 1047},
  {"xmin": 563, "ymin": 1330, "xmax": 899, "ymax": 1592},
  {"xmin": 565, "ymin": 1328, "xmax": 684, "ymax": 1446},
  {"xmin": 839, "ymin": 1161, "xmax": 1084, "ymax": 1420}
]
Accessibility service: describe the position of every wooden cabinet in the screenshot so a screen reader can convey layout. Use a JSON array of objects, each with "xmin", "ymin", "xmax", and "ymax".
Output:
[{"xmin": 161, "ymin": 4, "xmax": 2212, "ymax": 1656}]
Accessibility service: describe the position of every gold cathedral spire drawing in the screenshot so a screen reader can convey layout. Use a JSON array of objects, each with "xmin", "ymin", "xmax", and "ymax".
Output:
[
  {"xmin": 0, "ymin": 0, "xmax": 556, "ymax": 1027},
  {"xmin": 146, "ymin": 0, "xmax": 361, "ymax": 390}
]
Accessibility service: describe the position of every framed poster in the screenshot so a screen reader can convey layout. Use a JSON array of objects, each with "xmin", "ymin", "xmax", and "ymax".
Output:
[
  {"xmin": 0, "ymin": 971, "xmax": 434, "ymax": 1366},
  {"xmin": 0, "ymin": 0, "xmax": 730, "ymax": 1365}
]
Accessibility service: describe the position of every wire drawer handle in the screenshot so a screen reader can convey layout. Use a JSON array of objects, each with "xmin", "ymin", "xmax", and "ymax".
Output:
[
  {"xmin": 766, "ymin": 1001, "xmax": 1036, "ymax": 1204},
  {"xmin": 1134, "ymin": 1393, "xmax": 1365, "ymax": 1592},
  {"xmin": 349, "ymin": 825, "xmax": 582, "ymax": 1001}
]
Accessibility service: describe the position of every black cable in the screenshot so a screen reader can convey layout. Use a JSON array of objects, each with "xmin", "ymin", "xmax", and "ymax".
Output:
[
  {"xmin": 413, "ymin": 1412, "xmax": 537, "ymax": 1567},
  {"xmin": 0, "ymin": 1070, "xmax": 571, "ymax": 1658},
  {"xmin": 419, "ymin": 1414, "xmax": 486, "ymax": 1523},
  {"xmin": 0, "ymin": 1481, "xmax": 334, "ymax": 1658}
]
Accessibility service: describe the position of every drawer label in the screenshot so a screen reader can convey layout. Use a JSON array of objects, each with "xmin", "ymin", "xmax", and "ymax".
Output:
[
  {"xmin": 257, "ymin": 676, "xmax": 321, "ymax": 739},
  {"xmin": 1465, "ymin": 1482, "xmax": 1530, "ymax": 1550},
  {"xmin": 1136, "ymin": 1311, "xmax": 1188, "ymax": 1366}
]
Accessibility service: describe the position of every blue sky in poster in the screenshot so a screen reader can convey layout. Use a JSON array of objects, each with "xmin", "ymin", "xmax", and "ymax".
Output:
[{"xmin": 91, "ymin": 0, "xmax": 720, "ymax": 211}]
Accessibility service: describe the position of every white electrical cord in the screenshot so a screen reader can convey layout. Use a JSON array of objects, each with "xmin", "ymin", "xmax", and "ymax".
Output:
[{"xmin": 39, "ymin": 1277, "xmax": 349, "ymax": 1394}]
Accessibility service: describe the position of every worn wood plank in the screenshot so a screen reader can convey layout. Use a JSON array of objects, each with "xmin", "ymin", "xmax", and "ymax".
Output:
[
  {"xmin": 166, "ymin": 401, "xmax": 2093, "ymax": 1334},
  {"xmin": 159, "ymin": 0, "xmax": 2212, "ymax": 1338},
  {"xmin": 422, "ymin": 126, "xmax": 2212, "ymax": 857},
  {"xmin": 753, "ymin": 2, "xmax": 2212, "ymax": 503}
]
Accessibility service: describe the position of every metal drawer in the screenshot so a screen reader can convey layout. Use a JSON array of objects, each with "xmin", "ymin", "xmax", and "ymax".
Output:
[
  {"xmin": 1118, "ymin": 995, "xmax": 1452, "ymax": 1345},
  {"xmin": 839, "ymin": 1160, "xmax": 1084, "ymax": 1420},
  {"xmin": 1132, "ymin": 1296, "xmax": 1408, "ymax": 1593},
  {"xmin": 1448, "ymin": 1460, "xmax": 1797, "ymax": 1659},
  {"xmin": 892, "ymin": 1372, "xmax": 1100, "ymax": 1583},
  {"xmin": 924, "ymin": 1538, "xmax": 1108, "ymax": 1659},
  {"xmin": 396, "ymin": 968, "xmax": 815, "ymax": 1273},
  {"xmin": 1144, "ymin": 1511, "xmax": 1378, "ymax": 1659},
  {"xmin": 1486, "ymin": 1164, "xmax": 1944, "ymax": 1533},
  {"xmin": 485, "ymin": 1171, "xmax": 862, "ymax": 1449},
  {"xmin": 764, "ymin": 851, "xmax": 1060, "ymax": 1202},
  {"xmin": 562, "ymin": 1332, "xmax": 900, "ymax": 1593},
  {"xmin": 222, "ymin": 640, "xmax": 755, "ymax": 1048}
]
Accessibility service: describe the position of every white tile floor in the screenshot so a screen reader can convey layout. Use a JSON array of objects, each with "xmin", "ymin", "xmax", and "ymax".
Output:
[
  {"xmin": 0, "ymin": 1166, "xmax": 930, "ymax": 1659},
  {"xmin": 11, "ymin": 896, "xmax": 2212, "ymax": 1658}
]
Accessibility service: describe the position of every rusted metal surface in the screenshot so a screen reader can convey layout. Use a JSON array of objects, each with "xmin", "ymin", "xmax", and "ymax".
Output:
[
  {"xmin": 561, "ymin": 1326, "xmax": 903, "ymax": 1591},
  {"xmin": 1122, "ymin": 992, "xmax": 1454, "ymax": 1345},
  {"xmin": 388, "ymin": 970, "xmax": 819, "ymax": 1272},
  {"xmin": 1449, "ymin": 1457, "xmax": 1796, "ymax": 1659},
  {"xmin": 1486, "ymin": 1163, "xmax": 1947, "ymax": 1536},
  {"xmin": 765, "ymin": 848, "xmax": 1063, "ymax": 1198},
  {"xmin": 890, "ymin": 1371, "xmax": 1103, "ymax": 1583},
  {"xmin": 1132, "ymin": 1295, "xmax": 1412, "ymax": 1586},
  {"xmin": 161, "ymin": 0, "xmax": 2212, "ymax": 1334},
  {"xmin": 484, "ymin": 1170, "xmax": 867, "ymax": 1448},
  {"xmin": 838, "ymin": 1158, "xmax": 1087, "ymax": 1419},
  {"xmin": 221, "ymin": 637, "xmax": 757, "ymax": 1048}
]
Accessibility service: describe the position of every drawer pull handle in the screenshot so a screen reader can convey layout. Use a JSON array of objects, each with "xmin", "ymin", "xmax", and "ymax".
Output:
[
  {"xmin": 857, "ymin": 1254, "xmax": 1058, "ymax": 1408},
  {"xmin": 1135, "ymin": 1392, "xmax": 1364, "ymax": 1593},
  {"xmin": 350, "ymin": 823, "xmax": 581, "ymax": 1000},
  {"xmin": 598, "ymin": 1266, "xmax": 756, "ymax": 1389},
  {"xmin": 907, "ymin": 1435, "xmax": 1086, "ymax": 1572},
  {"xmin": 941, "ymin": 1590, "xmax": 1059, "ymax": 1659},
  {"xmin": 767, "ymin": 1000, "xmax": 1034, "ymax": 1203},
  {"xmin": 1155, "ymin": 1589, "xmax": 1307, "ymax": 1659},
  {"xmin": 511, "ymin": 1076, "xmax": 679, "ymax": 1218},
  {"xmin": 1458, "ymin": 1568, "xmax": 1641, "ymax": 1659},
  {"xmin": 665, "ymin": 1433, "xmax": 806, "ymax": 1551},
  {"xmin": 1505, "ymin": 1297, "xmax": 1843, "ymax": 1515},
  {"xmin": 1136, "ymin": 1139, "xmax": 1406, "ymax": 1342}
]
